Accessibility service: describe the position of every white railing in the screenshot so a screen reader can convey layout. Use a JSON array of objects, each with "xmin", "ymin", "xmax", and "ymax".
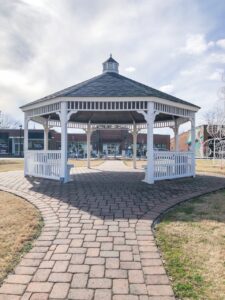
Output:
[
  {"xmin": 154, "ymin": 151, "xmax": 193, "ymax": 180},
  {"xmin": 26, "ymin": 151, "xmax": 61, "ymax": 180}
]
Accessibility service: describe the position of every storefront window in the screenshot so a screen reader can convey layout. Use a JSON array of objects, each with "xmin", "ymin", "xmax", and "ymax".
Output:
[
  {"xmin": 0, "ymin": 133, "xmax": 9, "ymax": 154},
  {"xmin": 68, "ymin": 142, "xmax": 87, "ymax": 158}
]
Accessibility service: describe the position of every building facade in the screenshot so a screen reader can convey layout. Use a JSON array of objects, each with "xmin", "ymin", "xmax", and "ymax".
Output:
[
  {"xmin": 0, "ymin": 129, "xmax": 49, "ymax": 156},
  {"xmin": 0, "ymin": 128, "xmax": 170, "ymax": 157},
  {"xmin": 170, "ymin": 125, "xmax": 209, "ymax": 157}
]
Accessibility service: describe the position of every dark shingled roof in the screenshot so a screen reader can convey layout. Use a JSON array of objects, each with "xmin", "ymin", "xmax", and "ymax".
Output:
[{"xmin": 21, "ymin": 71, "xmax": 199, "ymax": 109}]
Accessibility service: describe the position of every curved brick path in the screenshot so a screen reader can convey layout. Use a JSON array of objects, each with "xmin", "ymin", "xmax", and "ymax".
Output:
[{"xmin": 0, "ymin": 161, "xmax": 225, "ymax": 300}]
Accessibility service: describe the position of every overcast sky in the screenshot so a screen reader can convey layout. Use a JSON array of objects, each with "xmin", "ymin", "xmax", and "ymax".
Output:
[{"xmin": 0, "ymin": 0, "xmax": 225, "ymax": 130}]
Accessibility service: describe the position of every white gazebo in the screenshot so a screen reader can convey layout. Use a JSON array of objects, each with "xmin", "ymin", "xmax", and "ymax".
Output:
[{"xmin": 20, "ymin": 55, "xmax": 200, "ymax": 184}]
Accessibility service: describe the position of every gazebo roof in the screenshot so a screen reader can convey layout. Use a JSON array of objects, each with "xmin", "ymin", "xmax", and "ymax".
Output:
[{"xmin": 21, "ymin": 55, "xmax": 199, "ymax": 110}]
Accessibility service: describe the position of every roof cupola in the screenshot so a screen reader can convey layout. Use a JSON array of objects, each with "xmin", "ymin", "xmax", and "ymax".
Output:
[{"xmin": 102, "ymin": 54, "xmax": 119, "ymax": 73}]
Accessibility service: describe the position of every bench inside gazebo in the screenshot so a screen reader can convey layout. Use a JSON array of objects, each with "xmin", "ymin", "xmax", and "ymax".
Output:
[{"xmin": 20, "ymin": 55, "xmax": 200, "ymax": 184}]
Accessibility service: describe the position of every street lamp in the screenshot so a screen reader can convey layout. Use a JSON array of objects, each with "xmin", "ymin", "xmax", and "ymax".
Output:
[{"xmin": 19, "ymin": 124, "xmax": 22, "ymax": 157}]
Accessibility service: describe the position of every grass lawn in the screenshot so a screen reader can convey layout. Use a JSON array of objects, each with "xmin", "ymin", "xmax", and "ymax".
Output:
[
  {"xmin": 0, "ymin": 159, "xmax": 24, "ymax": 172},
  {"xmin": 196, "ymin": 159, "xmax": 225, "ymax": 175},
  {"xmin": 0, "ymin": 191, "xmax": 43, "ymax": 285},
  {"xmin": 123, "ymin": 159, "xmax": 146, "ymax": 168},
  {"xmin": 0, "ymin": 158, "xmax": 104, "ymax": 173},
  {"xmin": 155, "ymin": 190, "xmax": 225, "ymax": 300},
  {"xmin": 68, "ymin": 159, "xmax": 104, "ymax": 167},
  {"xmin": 124, "ymin": 158, "xmax": 225, "ymax": 176}
]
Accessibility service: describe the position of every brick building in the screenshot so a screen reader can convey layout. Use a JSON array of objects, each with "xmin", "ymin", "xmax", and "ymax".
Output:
[{"xmin": 0, "ymin": 128, "xmax": 170, "ymax": 157}]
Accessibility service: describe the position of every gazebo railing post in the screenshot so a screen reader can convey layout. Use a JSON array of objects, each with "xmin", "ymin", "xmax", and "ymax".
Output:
[
  {"xmin": 146, "ymin": 102, "xmax": 155, "ymax": 184},
  {"xmin": 137, "ymin": 102, "xmax": 157, "ymax": 184},
  {"xmin": 190, "ymin": 114, "xmax": 196, "ymax": 177},
  {"xmin": 43, "ymin": 122, "xmax": 49, "ymax": 151},
  {"xmin": 60, "ymin": 101, "xmax": 68, "ymax": 182},
  {"xmin": 132, "ymin": 123, "xmax": 137, "ymax": 169},
  {"xmin": 171, "ymin": 119, "xmax": 180, "ymax": 175},
  {"xmin": 87, "ymin": 123, "xmax": 91, "ymax": 168},
  {"xmin": 173, "ymin": 119, "xmax": 179, "ymax": 151},
  {"xmin": 24, "ymin": 113, "xmax": 29, "ymax": 176}
]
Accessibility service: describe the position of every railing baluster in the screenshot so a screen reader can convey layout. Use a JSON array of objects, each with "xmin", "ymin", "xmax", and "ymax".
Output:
[
  {"xmin": 153, "ymin": 151, "xmax": 193, "ymax": 181},
  {"xmin": 26, "ymin": 150, "xmax": 61, "ymax": 180}
]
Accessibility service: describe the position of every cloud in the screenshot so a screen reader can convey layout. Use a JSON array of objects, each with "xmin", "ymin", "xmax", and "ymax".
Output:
[
  {"xmin": 159, "ymin": 84, "xmax": 174, "ymax": 94},
  {"xmin": 180, "ymin": 34, "xmax": 213, "ymax": 55},
  {"xmin": 0, "ymin": 0, "xmax": 225, "ymax": 131},
  {"xmin": 125, "ymin": 66, "xmax": 136, "ymax": 73},
  {"xmin": 216, "ymin": 39, "xmax": 225, "ymax": 49},
  {"xmin": 208, "ymin": 69, "xmax": 224, "ymax": 81}
]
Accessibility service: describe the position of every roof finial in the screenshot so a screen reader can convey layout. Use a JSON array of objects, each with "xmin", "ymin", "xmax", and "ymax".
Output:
[{"xmin": 110, "ymin": 53, "xmax": 112, "ymax": 58}]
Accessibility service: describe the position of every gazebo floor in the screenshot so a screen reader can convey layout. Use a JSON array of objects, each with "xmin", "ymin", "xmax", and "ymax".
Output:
[{"xmin": 0, "ymin": 161, "xmax": 224, "ymax": 299}]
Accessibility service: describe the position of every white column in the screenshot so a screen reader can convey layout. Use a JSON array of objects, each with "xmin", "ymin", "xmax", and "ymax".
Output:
[
  {"xmin": 173, "ymin": 120, "xmax": 179, "ymax": 151},
  {"xmin": 43, "ymin": 124, "xmax": 49, "ymax": 151},
  {"xmin": 191, "ymin": 115, "xmax": 196, "ymax": 177},
  {"xmin": 87, "ymin": 123, "xmax": 91, "ymax": 168},
  {"xmin": 133, "ymin": 123, "xmax": 137, "ymax": 169},
  {"xmin": 24, "ymin": 114, "xmax": 29, "ymax": 176},
  {"xmin": 145, "ymin": 102, "xmax": 155, "ymax": 184},
  {"xmin": 60, "ymin": 101, "xmax": 68, "ymax": 182}
]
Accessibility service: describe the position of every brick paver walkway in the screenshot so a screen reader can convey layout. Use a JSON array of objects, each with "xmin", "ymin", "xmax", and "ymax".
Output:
[{"xmin": 0, "ymin": 161, "xmax": 225, "ymax": 300}]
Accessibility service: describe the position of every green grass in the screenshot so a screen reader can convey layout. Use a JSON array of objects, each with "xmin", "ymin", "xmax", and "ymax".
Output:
[
  {"xmin": 156, "ymin": 224, "xmax": 205, "ymax": 299},
  {"xmin": 155, "ymin": 191, "xmax": 225, "ymax": 300}
]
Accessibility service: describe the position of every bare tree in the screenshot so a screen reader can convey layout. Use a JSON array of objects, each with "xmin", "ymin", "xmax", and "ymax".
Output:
[
  {"xmin": 203, "ymin": 71, "xmax": 225, "ymax": 161},
  {"xmin": 0, "ymin": 111, "xmax": 20, "ymax": 129},
  {"xmin": 204, "ymin": 102, "xmax": 225, "ymax": 139}
]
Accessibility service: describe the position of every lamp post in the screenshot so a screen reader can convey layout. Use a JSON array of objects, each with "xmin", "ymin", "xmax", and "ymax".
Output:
[{"xmin": 19, "ymin": 124, "xmax": 22, "ymax": 157}]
